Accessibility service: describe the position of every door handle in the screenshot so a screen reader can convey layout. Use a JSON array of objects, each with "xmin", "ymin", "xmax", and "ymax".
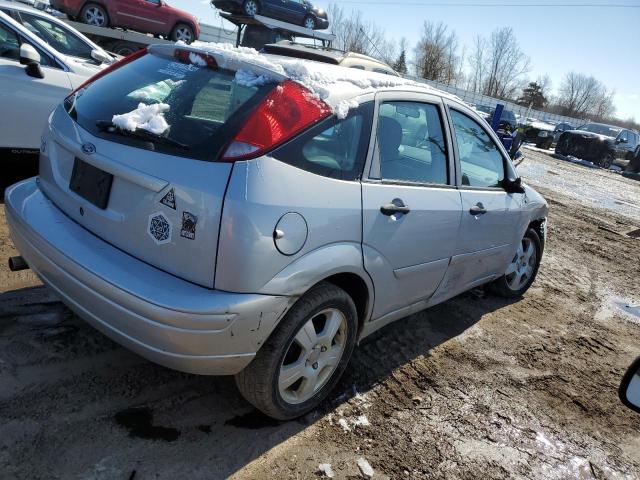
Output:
[
  {"xmin": 469, "ymin": 203, "xmax": 487, "ymax": 216},
  {"xmin": 380, "ymin": 200, "xmax": 410, "ymax": 216}
]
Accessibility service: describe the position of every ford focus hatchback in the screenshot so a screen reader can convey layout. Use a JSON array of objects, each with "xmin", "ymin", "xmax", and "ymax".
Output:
[{"xmin": 6, "ymin": 43, "xmax": 548, "ymax": 420}]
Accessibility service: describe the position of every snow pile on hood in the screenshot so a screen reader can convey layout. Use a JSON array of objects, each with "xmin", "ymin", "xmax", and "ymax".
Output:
[
  {"xmin": 190, "ymin": 42, "xmax": 455, "ymax": 118},
  {"xmin": 112, "ymin": 103, "xmax": 170, "ymax": 136},
  {"xmin": 529, "ymin": 121, "xmax": 555, "ymax": 131}
]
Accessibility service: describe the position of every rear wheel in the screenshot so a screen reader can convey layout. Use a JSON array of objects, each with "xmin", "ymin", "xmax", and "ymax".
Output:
[
  {"xmin": 80, "ymin": 3, "xmax": 109, "ymax": 27},
  {"xmin": 303, "ymin": 15, "xmax": 316, "ymax": 29},
  {"xmin": 243, "ymin": 0, "xmax": 259, "ymax": 16},
  {"xmin": 235, "ymin": 282, "xmax": 357, "ymax": 420},
  {"xmin": 490, "ymin": 228, "xmax": 541, "ymax": 298},
  {"xmin": 171, "ymin": 23, "xmax": 195, "ymax": 43},
  {"xmin": 109, "ymin": 41, "xmax": 138, "ymax": 56}
]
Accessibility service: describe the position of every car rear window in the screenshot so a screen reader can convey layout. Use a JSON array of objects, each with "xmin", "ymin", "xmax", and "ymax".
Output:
[{"xmin": 64, "ymin": 51, "xmax": 276, "ymax": 161}]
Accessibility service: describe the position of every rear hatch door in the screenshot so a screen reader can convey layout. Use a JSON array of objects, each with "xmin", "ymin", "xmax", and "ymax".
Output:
[{"xmin": 38, "ymin": 45, "xmax": 279, "ymax": 287}]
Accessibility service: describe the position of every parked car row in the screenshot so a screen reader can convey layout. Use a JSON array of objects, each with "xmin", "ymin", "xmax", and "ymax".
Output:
[{"xmin": 4, "ymin": 39, "xmax": 547, "ymax": 419}]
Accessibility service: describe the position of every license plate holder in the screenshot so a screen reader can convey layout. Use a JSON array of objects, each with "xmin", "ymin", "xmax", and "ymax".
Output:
[{"xmin": 69, "ymin": 158, "xmax": 113, "ymax": 210}]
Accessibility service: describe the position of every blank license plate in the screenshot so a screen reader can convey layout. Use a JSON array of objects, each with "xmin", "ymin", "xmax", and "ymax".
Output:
[{"xmin": 69, "ymin": 158, "xmax": 113, "ymax": 209}]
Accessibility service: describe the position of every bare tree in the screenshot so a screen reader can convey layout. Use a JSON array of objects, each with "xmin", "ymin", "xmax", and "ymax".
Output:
[
  {"xmin": 483, "ymin": 27, "xmax": 530, "ymax": 99},
  {"xmin": 327, "ymin": 4, "xmax": 397, "ymax": 64},
  {"xmin": 412, "ymin": 21, "xmax": 461, "ymax": 84},
  {"xmin": 466, "ymin": 35, "xmax": 487, "ymax": 93},
  {"xmin": 556, "ymin": 72, "xmax": 616, "ymax": 118}
]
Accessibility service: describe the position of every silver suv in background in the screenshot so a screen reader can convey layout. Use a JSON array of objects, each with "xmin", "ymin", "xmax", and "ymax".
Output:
[{"xmin": 6, "ymin": 43, "xmax": 548, "ymax": 419}]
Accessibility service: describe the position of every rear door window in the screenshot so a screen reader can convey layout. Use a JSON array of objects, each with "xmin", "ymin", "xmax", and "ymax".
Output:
[
  {"xmin": 272, "ymin": 102, "xmax": 374, "ymax": 181},
  {"xmin": 65, "ymin": 51, "xmax": 276, "ymax": 161},
  {"xmin": 451, "ymin": 109, "xmax": 505, "ymax": 188},
  {"xmin": 374, "ymin": 101, "xmax": 449, "ymax": 185},
  {"xmin": 18, "ymin": 12, "xmax": 93, "ymax": 60}
]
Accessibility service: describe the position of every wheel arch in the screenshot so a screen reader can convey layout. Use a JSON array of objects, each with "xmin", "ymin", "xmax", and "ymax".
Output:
[
  {"xmin": 79, "ymin": 1, "xmax": 111, "ymax": 20},
  {"xmin": 171, "ymin": 20, "xmax": 198, "ymax": 39},
  {"xmin": 528, "ymin": 218, "xmax": 546, "ymax": 253}
]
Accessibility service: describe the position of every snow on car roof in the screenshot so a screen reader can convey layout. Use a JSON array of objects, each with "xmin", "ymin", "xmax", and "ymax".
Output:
[{"xmin": 157, "ymin": 42, "xmax": 460, "ymax": 118}]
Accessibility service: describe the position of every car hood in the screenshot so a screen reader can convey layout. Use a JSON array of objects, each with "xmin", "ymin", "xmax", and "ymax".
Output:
[
  {"xmin": 565, "ymin": 129, "xmax": 613, "ymax": 142},
  {"xmin": 63, "ymin": 55, "xmax": 106, "ymax": 75},
  {"xmin": 528, "ymin": 121, "xmax": 554, "ymax": 131}
]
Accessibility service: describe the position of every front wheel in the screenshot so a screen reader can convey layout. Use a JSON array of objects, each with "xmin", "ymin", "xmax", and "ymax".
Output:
[
  {"xmin": 235, "ymin": 282, "xmax": 357, "ymax": 420},
  {"xmin": 490, "ymin": 228, "xmax": 542, "ymax": 298},
  {"xmin": 600, "ymin": 153, "xmax": 614, "ymax": 169},
  {"xmin": 171, "ymin": 23, "xmax": 195, "ymax": 43}
]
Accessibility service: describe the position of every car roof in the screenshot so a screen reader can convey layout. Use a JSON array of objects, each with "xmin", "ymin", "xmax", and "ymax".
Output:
[
  {"xmin": 262, "ymin": 41, "xmax": 399, "ymax": 75},
  {"xmin": 151, "ymin": 43, "xmax": 468, "ymax": 114}
]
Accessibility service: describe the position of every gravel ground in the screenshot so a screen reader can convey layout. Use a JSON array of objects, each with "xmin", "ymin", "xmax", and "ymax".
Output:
[{"xmin": 1, "ymin": 149, "xmax": 639, "ymax": 479}]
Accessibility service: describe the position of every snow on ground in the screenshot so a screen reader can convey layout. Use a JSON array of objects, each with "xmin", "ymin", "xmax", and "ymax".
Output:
[
  {"xmin": 517, "ymin": 150, "xmax": 640, "ymax": 222},
  {"xmin": 112, "ymin": 103, "xmax": 170, "ymax": 135}
]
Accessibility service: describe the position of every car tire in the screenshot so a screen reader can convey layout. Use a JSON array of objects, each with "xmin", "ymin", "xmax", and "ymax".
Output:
[
  {"xmin": 243, "ymin": 0, "xmax": 260, "ymax": 16},
  {"xmin": 490, "ymin": 228, "xmax": 542, "ymax": 299},
  {"xmin": 303, "ymin": 15, "xmax": 316, "ymax": 29},
  {"xmin": 235, "ymin": 282, "xmax": 358, "ymax": 420},
  {"xmin": 600, "ymin": 153, "xmax": 614, "ymax": 169},
  {"xmin": 80, "ymin": 3, "xmax": 109, "ymax": 28},
  {"xmin": 171, "ymin": 23, "xmax": 195, "ymax": 43},
  {"xmin": 109, "ymin": 41, "xmax": 137, "ymax": 56}
]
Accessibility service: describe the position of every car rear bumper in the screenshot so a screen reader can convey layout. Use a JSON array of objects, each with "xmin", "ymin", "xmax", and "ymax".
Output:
[
  {"xmin": 5, "ymin": 178, "xmax": 291, "ymax": 375},
  {"xmin": 314, "ymin": 17, "xmax": 330, "ymax": 29}
]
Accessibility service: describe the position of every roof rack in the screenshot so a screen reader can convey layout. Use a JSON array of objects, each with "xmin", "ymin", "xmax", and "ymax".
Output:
[{"xmin": 220, "ymin": 13, "xmax": 335, "ymax": 47}]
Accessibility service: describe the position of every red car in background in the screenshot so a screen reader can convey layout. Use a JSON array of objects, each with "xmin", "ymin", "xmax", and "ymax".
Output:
[{"xmin": 50, "ymin": 0, "xmax": 200, "ymax": 43}]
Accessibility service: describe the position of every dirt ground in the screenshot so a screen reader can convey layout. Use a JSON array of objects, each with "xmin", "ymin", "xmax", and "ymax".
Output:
[{"xmin": 1, "ymin": 148, "xmax": 639, "ymax": 479}]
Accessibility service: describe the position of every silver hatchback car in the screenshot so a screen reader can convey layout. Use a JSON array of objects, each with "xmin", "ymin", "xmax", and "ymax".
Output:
[{"xmin": 6, "ymin": 43, "xmax": 548, "ymax": 419}]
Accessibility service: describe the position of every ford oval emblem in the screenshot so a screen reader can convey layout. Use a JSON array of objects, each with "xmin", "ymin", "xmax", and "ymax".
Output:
[{"xmin": 82, "ymin": 142, "xmax": 96, "ymax": 155}]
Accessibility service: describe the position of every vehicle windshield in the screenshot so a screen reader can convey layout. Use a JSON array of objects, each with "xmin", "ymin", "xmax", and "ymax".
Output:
[
  {"xmin": 64, "ymin": 51, "xmax": 277, "ymax": 161},
  {"xmin": 18, "ymin": 11, "xmax": 95, "ymax": 60},
  {"xmin": 577, "ymin": 123, "xmax": 622, "ymax": 137}
]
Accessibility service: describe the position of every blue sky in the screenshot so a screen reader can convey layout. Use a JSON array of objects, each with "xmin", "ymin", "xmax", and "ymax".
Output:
[{"xmin": 182, "ymin": 0, "xmax": 640, "ymax": 121}]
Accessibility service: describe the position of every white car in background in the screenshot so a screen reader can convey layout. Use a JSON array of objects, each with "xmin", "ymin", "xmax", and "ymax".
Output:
[{"xmin": 0, "ymin": 6, "xmax": 112, "ymax": 171}]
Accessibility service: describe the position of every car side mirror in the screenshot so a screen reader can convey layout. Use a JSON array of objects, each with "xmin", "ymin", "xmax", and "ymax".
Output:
[
  {"xmin": 90, "ymin": 48, "xmax": 112, "ymax": 64},
  {"xmin": 504, "ymin": 177, "xmax": 525, "ymax": 194},
  {"xmin": 619, "ymin": 357, "xmax": 640, "ymax": 414},
  {"xmin": 19, "ymin": 43, "xmax": 44, "ymax": 79}
]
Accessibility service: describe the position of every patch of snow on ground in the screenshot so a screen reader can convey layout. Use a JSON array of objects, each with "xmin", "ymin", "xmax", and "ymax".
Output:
[
  {"xmin": 357, "ymin": 458, "xmax": 374, "ymax": 478},
  {"xmin": 352, "ymin": 415, "xmax": 370, "ymax": 428},
  {"xmin": 112, "ymin": 103, "xmax": 170, "ymax": 136},
  {"xmin": 318, "ymin": 463, "xmax": 335, "ymax": 478},
  {"xmin": 338, "ymin": 418, "xmax": 351, "ymax": 432}
]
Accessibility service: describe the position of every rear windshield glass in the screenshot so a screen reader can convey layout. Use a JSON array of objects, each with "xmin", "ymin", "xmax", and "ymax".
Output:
[{"xmin": 64, "ymin": 52, "xmax": 275, "ymax": 161}]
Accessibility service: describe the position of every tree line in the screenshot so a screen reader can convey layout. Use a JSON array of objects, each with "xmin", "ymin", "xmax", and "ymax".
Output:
[{"xmin": 327, "ymin": 3, "xmax": 637, "ymax": 129}]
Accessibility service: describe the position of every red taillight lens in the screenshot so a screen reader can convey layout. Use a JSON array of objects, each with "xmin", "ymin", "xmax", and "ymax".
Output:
[
  {"xmin": 221, "ymin": 80, "xmax": 332, "ymax": 162},
  {"xmin": 66, "ymin": 48, "xmax": 148, "ymax": 99}
]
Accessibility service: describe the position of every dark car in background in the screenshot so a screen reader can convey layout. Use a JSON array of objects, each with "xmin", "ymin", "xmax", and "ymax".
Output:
[
  {"xmin": 491, "ymin": 108, "xmax": 517, "ymax": 131},
  {"xmin": 263, "ymin": 41, "xmax": 398, "ymax": 75},
  {"xmin": 555, "ymin": 123, "xmax": 640, "ymax": 169},
  {"xmin": 213, "ymin": 0, "xmax": 329, "ymax": 30},
  {"xmin": 534, "ymin": 122, "xmax": 574, "ymax": 149}
]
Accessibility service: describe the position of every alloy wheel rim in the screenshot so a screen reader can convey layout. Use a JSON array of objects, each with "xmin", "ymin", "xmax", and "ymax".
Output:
[
  {"xmin": 304, "ymin": 17, "xmax": 315, "ymax": 29},
  {"xmin": 245, "ymin": 1, "xmax": 258, "ymax": 15},
  {"xmin": 85, "ymin": 7, "xmax": 105, "ymax": 26},
  {"xmin": 505, "ymin": 237, "xmax": 536, "ymax": 291},
  {"xmin": 278, "ymin": 308, "xmax": 347, "ymax": 405},
  {"xmin": 176, "ymin": 27, "xmax": 192, "ymax": 42}
]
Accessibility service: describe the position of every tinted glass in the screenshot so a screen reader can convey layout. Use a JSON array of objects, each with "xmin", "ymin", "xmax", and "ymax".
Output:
[
  {"xmin": 451, "ymin": 109, "xmax": 505, "ymax": 188},
  {"xmin": 376, "ymin": 101, "xmax": 448, "ymax": 185},
  {"xmin": 19, "ymin": 12, "xmax": 93, "ymax": 60},
  {"xmin": 0, "ymin": 21, "xmax": 20, "ymax": 61},
  {"xmin": 578, "ymin": 123, "xmax": 621, "ymax": 137},
  {"xmin": 272, "ymin": 102, "xmax": 374, "ymax": 181},
  {"xmin": 64, "ymin": 52, "xmax": 275, "ymax": 161}
]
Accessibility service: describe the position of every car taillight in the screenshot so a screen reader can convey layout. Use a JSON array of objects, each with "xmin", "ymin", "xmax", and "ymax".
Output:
[
  {"xmin": 174, "ymin": 49, "xmax": 218, "ymax": 69},
  {"xmin": 66, "ymin": 48, "xmax": 148, "ymax": 99},
  {"xmin": 221, "ymin": 80, "xmax": 332, "ymax": 162}
]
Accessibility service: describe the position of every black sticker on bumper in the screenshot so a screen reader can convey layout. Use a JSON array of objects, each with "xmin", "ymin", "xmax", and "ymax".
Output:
[
  {"xmin": 160, "ymin": 188, "xmax": 176, "ymax": 210},
  {"xmin": 181, "ymin": 211, "xmax": 197, "ymax": 240}
]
